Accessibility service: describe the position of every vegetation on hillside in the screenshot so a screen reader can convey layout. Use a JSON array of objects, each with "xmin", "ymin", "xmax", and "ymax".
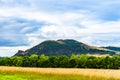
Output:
[
  {"xmin": 103, "ymin": 46, "xmax": 120, "ymax": 52},
  {"xmin": 0, "ymin": 54, "xmax": 120, "ymax": 69},
  {"xmin": 15, "ymin": 39, "xmax": 115, "ymax": 56}
]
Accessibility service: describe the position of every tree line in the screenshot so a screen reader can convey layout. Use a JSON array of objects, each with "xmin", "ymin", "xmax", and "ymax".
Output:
[{"xmin": 0, "ymin": 54, "xmax": 120, "ymax": 69}]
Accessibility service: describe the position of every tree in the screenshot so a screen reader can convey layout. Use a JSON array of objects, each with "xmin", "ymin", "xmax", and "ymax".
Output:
[
  {"xmin": 29, "ymin": 54, "xmax": 39, "ymax": 67},
  {"xmin": 49, "ymin": 56, "xmax": 59, "ymax": 67},
  {"xmin": 37, "ymin": 54, "xmax": 50, "ymax": 67},
  {"xmin": 0, "ymin": 54, "xmax": 120, "ymax": 69},
  {"xmin": 69, "ymin": 54, "xmax": 79, "ymax": 68},
  {"xmin": 22, "ymin": 56, "xmax": 31, "ymax": 67},
  {"xmin": 78, "ymin": 54, "xmax": 88, "ymax": 68},
  {"xmin": 0, "ymin": 57, "xmax": 10, "ymax": 66},
  {"xmin": 58, "ymin": 55, "xmax": 69, "ymax": 68},
  {"xmin": 10, "ymin": 56, "xmax": 23, "ymax": 66},
  {"xmin": 111, "ymin": 56, "xmax": 120, "ymax": 69},
  {"xmin": 85, "ymin": 56, "xmax": 98, "ymax": 68}
]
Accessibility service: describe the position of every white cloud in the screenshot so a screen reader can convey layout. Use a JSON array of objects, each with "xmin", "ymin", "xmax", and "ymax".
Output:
[
  {"xmin": 0, "ymin": 46, "xmax": 29, "ymax": 57},
  {"xmin": 0, "ymin": 6, "xmax": 118, "ymax": 45},
  {"xmin": 0, "ymin": 0, "xmax": 120, "ymax": 56}
]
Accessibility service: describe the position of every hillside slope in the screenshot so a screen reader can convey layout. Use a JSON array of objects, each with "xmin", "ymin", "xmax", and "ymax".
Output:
[
  {"xmin": 15, "ymin": 39, "xmax": 115, "ymax": 56},
  {"xmin": 102, "ymin": 46, "xmax": 120, "ymax": 52}
]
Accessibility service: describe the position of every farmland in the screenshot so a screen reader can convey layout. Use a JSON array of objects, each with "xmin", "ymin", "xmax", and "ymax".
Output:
[{"xmin": 0, "ymin": 66, "xmax": 120, "ymax": 80}]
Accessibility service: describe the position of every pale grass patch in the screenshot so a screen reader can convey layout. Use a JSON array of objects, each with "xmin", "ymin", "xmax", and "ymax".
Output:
[
  {"xmin": 87, "ymin": 54, "xmax": 110, "ymax": 57},
  {"xmin": 0, "ymin": 66, "xmax": 120, "ymax": 79}
]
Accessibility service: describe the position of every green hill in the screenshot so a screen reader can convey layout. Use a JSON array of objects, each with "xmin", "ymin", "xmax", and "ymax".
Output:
[
  {"xmin": 15, "ymin": 39, "xmax": 115, "ymax": 56},
  {"xmin": 102, "ymin": 46, "xmax": 120, "ymax": 52}
]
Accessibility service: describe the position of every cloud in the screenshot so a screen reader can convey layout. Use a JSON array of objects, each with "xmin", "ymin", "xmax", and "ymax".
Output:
[
  {"xmin": 0, "ymin": 46, "xmax": 30, "ymax": 57},
  {"xmin": 0, "ymin": 7, "xmax": 120, "ymax": 45},
  {"xmin": 0, "ymin": 0, "xmax": 120, "ymax": 56},
  {"xmin": 0, "ymin": 17, "xmax": 46, "ymax": 46}
]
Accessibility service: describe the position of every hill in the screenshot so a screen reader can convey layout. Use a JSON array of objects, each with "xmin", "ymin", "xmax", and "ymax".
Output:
[
  {"xmin": 102, "ymin": 46, "xmax": 120, "ymax": 52},
  {"xmin": 15, "ymin": 39, "xmax": 115, "ymax": 56}
]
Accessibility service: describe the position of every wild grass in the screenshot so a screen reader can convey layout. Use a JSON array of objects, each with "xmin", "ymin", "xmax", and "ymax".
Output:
[{"xmin": 0, "ymin": 66, "xmax": 120, "ymax": 80}]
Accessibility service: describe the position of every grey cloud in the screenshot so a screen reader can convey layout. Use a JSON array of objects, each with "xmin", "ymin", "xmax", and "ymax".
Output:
[{"xmin": 0, "ymin": 17, "xmax": 47, "ymax": 46}]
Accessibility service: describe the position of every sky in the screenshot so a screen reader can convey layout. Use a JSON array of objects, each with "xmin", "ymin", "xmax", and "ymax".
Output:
[{"xmin": 0, "ymin": 0, "xmax": 120, "ymax": 56}]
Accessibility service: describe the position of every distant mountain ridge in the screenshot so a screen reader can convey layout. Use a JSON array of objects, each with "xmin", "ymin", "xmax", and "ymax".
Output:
[
  {"xmin": 15, "ymin": 39, "xmax": 116, "ymax": 56},
  {"xmin": 102, "ymin": 46, "xmax": 120, "ymax": 52}
]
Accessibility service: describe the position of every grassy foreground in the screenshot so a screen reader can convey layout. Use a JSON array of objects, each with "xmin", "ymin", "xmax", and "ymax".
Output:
[{"xmin": 0, "ymin": 66, "xmax": 120, "ymax": 80}]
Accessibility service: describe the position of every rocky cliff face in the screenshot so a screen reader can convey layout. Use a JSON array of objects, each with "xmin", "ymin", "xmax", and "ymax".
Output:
[{"xmin": 15, "ymin": 50, "xmax": 28, "ymax": 56}]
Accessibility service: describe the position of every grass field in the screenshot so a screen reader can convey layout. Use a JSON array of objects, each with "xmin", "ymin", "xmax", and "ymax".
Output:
[{"xmin": 0, "ymin": 66, "xmax": 120, "ymax": 80}]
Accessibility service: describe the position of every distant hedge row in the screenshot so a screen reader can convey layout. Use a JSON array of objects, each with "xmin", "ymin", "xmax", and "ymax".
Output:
[{"xmin": 0, "ymin": 54, "xmax": 120, "ymax": 69}]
